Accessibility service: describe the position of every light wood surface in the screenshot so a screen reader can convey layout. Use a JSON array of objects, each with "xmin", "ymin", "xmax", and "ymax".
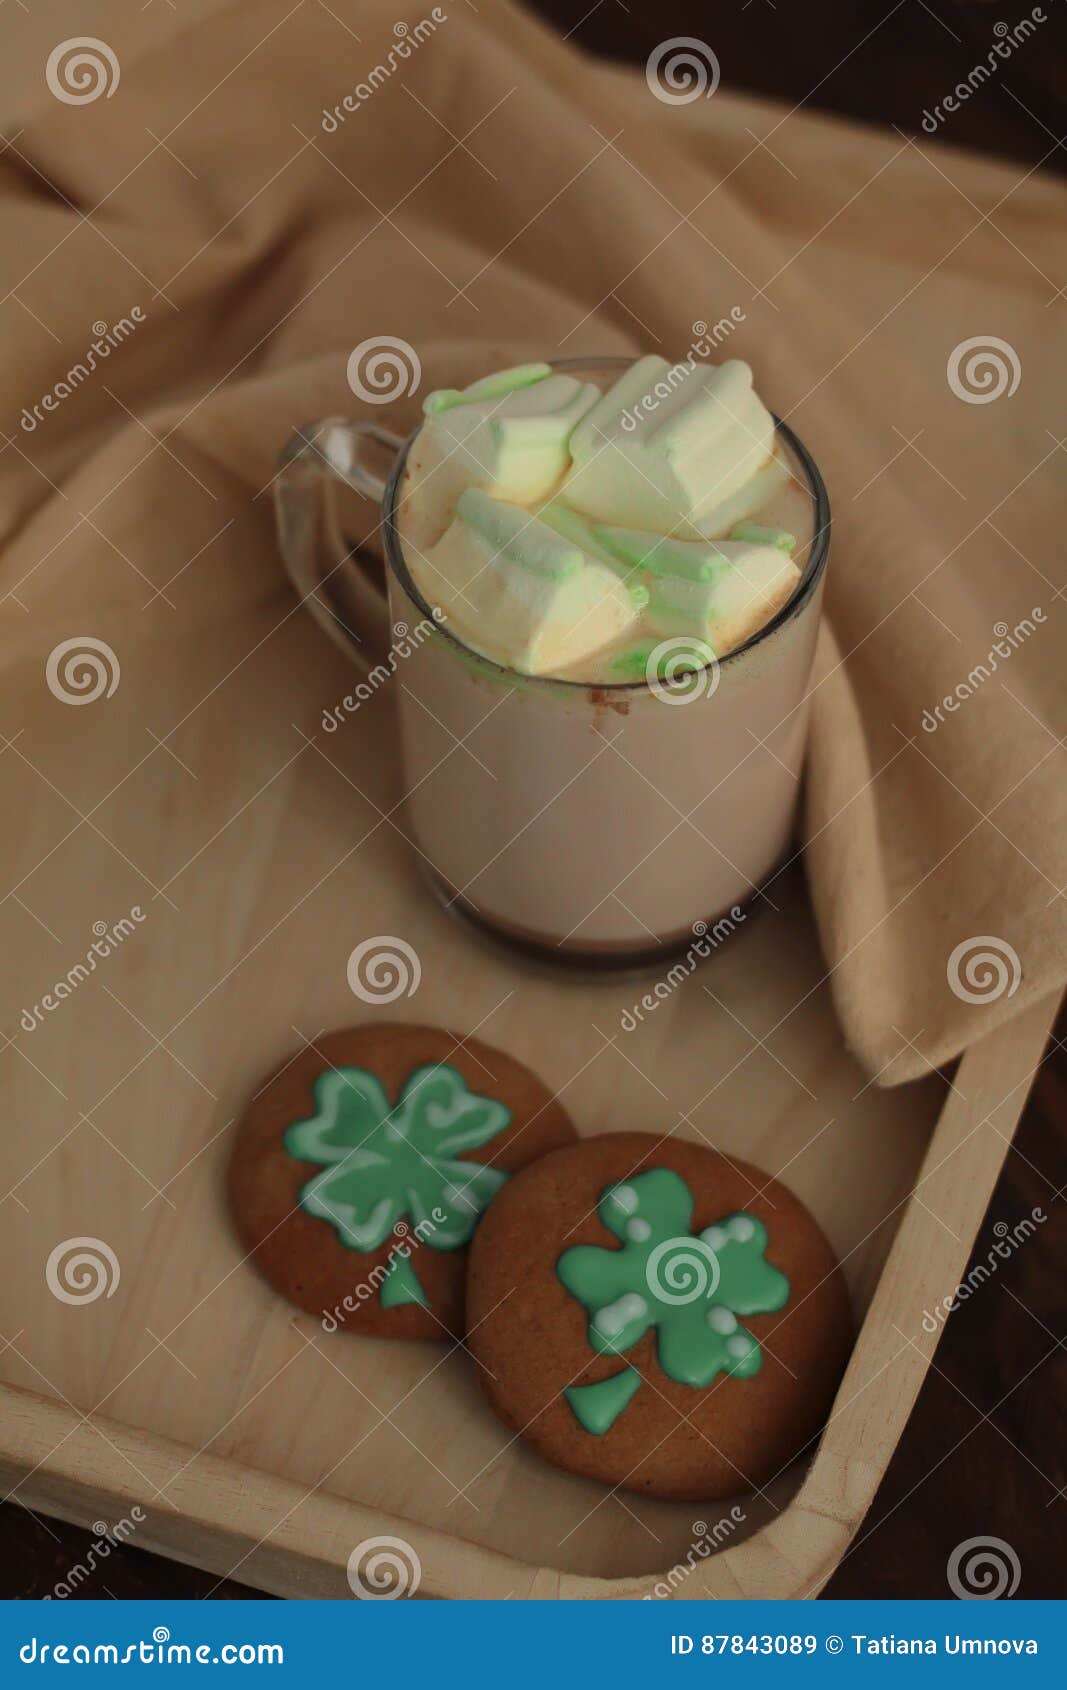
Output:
[
  {"xmin": 0, "ymin": 591, "xmax": 1054, "ymax": 1596},
  {"xmin": 0, "ymin": 994, "xmax": 1054, "ymax": 1598}
]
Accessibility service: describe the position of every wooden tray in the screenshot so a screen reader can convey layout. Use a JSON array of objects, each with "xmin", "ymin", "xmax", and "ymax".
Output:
[{"xmin": 1, "ymin": 600, "xmax": 1056, "ymax": 1600}]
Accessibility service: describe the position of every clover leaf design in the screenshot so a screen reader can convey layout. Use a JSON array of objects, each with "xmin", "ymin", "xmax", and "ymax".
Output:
[
  {"xmin": 556, "ymin": 1167, "xmax": 789, "ymax": 1433},
  {"xmin": 284, "ymin": 1062, "xmax": 511, "ymax": 1309}
]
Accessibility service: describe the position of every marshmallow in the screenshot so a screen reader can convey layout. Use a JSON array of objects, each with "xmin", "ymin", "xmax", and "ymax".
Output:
[
  {"xmin": 423, "ymin": 362, "xmax": 552, "ymax": 415},
  {"xmin": 402, "ymin": 358, "xmax": 805, "ymax": 681},
  {"xmin": 637, "ymin": 540, "xmax": 800, "ymax": 652},
  {"xmin": 562, "ymin": 356, "xmax": 786, "ymax": 539},
  {"xmin": 416, "ymin": 371, "xmax": 599, "ymax": 508},
  {"xmin": 419, "ymin": 488, "xmax": 641, "ymax": 676},
  {"xmin": 540, "ymin": 513, "xmax": 799, "ymax": 656}
]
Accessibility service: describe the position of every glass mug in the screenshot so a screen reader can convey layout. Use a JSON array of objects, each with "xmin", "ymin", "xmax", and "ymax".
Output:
[{"xmin": 275, "ymin": 357, "xmax": 831, "ymax": 973}]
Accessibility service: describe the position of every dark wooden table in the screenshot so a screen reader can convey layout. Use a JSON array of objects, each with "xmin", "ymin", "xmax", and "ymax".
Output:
[
  {"xmin": 2, "ymin": 0, "xmax": 1064, "ymax": 1601},
  {"xmin": 534, "ymin": 0, "xmax": 1067, "ymax": 175}
]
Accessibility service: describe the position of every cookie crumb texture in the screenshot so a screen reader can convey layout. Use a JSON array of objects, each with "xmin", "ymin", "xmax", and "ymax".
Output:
[
  {"xmin": 466, "ymin": 1133, "xmax": 852, "ymax": 1500},
  {"xmin": 227, "ymin": 1024, "xmax": 576, "ymax": 1340}
]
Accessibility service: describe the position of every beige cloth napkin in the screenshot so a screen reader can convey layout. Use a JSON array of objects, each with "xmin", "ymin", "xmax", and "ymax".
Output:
[{"xmin": 1, "ymin": 0, "xmax": 1064, "ymax": 1083}]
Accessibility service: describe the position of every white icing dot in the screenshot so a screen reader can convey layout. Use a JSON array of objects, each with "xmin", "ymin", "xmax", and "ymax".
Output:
[
  {"xmin": 627, "ymin": 1218, "xmax": 652, "ymax": 1243},
  {"xmin": 701, "ymin": 1225, "xmax": 727, "ymax": 1252},
  {"xmin": 726, "ymin": 1333, "xmax": 753, "ymax": 1359},
  {"xmin": 609, "ymin": 1184, "xmax": 639, "ymax": 1216},
  {"xmin": 593, "ymin": 1291, "xmax": 648, "ymax": 1339},
  {"xmin": 727, "ymin": 1215, "xmax": 756, "ymax": 1243},
  {"xmin": 707, "ymin": 1306, "xmax": 738, "ymax": 1335}
]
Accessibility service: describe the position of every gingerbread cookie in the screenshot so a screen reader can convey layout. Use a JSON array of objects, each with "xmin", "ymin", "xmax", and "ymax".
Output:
[
  {"xmin": 465, "ymin": 1133, "xmax": 851, "ymax": 1500},
  {"xmin": 227, "ymin": 1024, "xmax": 575, "ymax": 1339}
]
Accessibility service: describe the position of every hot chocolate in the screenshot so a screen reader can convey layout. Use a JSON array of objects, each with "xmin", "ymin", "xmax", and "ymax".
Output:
[{"xmin": 385, "ymin": 356, "xmax": 829, "ymax": 966}]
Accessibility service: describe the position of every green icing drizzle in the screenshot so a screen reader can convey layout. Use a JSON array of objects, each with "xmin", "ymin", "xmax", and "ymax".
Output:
[
  {"xmin": 284, "ymin": 1062, "xmax": 512, "ymax": 1310},
  {"xmin": 564, "ymin": 1366, "xmax": 641, "ymax": 1435},
  {"xmin": 594, "ymin": 526, "xmax": 731, "ymax": 585},
  {"xmin": 610, "ymin": 640, "xmax": 715, "ymax": 682},
  {"xmin": 729, "ymin": 520, "xmax": 796, "ymax": 554},
  {"xmin": 648, "ymin": 641, "xmax": 713, "ymax": 679},
  {"xmin": 423, "ymin": 363, "xmax": 552, "ymax": 416},
  {"xmin": 609, "ymin": 642, "xmax": 659, "ymax": 680},
  {"xmin": 556, "ymin": 1168, "xmax": 789, "ymax": 1429}
]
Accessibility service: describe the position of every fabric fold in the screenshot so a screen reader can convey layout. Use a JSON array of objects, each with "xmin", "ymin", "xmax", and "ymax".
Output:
[{"xmin": 1, "ymin": 0, "xmax": 1063, "ymax": 1082}]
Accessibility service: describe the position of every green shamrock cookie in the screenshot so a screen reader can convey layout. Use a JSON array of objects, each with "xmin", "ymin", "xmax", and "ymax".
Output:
[
  {"xmin": 285, "ymin": 1062, "xmax": 511, "ymax": 1308},
  {"xmin": 557, "ymin": 1167, "xmax": 790, "ymax": 1432}
]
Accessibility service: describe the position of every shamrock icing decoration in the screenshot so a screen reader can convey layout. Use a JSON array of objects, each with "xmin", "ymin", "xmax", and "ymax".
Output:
[
  {"xmin": 284, "ymin": 1062, "xmax": 511, "ymax": 1309},
  {"xmin": 556, "ymin": 1168, "xmax": 789, "ymax": 1434}
]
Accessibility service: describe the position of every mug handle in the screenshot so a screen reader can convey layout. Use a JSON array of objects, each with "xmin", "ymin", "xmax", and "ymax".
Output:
[{"xmin": 274, "ymin": 417, "xmax": 404, "ymax": 670}]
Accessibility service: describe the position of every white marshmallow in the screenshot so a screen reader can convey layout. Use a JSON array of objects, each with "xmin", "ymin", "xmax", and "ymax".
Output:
[
  {"xmin": 562, "ymin": 356, "xmax": 785, "ymax": 539},
  {"xmin": 418, "ymin": 488, "xmax": 641, "ymax": 676},
  {"xmin": 637, "ymin": 540, "xmax": 800, "ymax": 652},
  {"xmin": 543, "ymin": 513, "xmax": 799, "ymax": 656},
  {"xmin": 417, "ymin": 372, "xmax": 599, "ymax": 510}
]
